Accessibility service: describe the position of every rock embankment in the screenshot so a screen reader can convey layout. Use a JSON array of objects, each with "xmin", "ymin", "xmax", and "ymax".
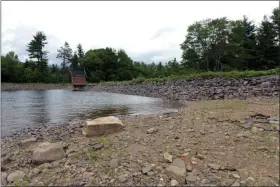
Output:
[{"xmin": 89, "ymin": 75, "xmax": 279, "ymax": 100}]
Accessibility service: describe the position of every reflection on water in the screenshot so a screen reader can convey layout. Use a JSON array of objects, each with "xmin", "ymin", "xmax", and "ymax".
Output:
[{"xmin": 2, "ymin": 90, "xmax": 181, "ymax": 136}]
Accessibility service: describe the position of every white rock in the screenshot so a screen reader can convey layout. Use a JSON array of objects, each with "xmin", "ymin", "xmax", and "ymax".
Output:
[
  {"xmin": 164, "ymin": 152, "xmax": 173, "ymax": 163},
  {"xmin": 170, "ymin": 179, "xmax": 179, "ymax": 186},
  {"xmin": 232, "ymin": 173, "xmax": 240, "ymax": 179},
  {"xmin": 82, "ymin": 116, "xmax": 124, "ymax": 137}
]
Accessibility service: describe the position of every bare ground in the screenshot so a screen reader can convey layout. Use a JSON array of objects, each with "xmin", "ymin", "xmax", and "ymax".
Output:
[{"xmin": 1, "ymin": 97, "xmax": 279, "ymax": 186}]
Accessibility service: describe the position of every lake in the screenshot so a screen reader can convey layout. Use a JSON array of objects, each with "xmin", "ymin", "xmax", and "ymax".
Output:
[{"xmin": 1, "ymin": 90, "xmax": 181, "ymax": 136}]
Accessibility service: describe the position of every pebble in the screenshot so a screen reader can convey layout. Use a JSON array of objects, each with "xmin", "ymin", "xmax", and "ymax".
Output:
[
  {"xmin": 142, "ymin": 165, "xmax": 152, "ymax": 174},
  {"xmin": 147, "ymin": 127, "xmax": 158, "ymax": 134},
  {"xmin": 163, "ymin": 152, "xmax": 173, "ymax": 163},
  {"xmin": 109, "ymin": 158, "xmax": 120, "ymax": 169},
  {"xmin": 232, "ymin": 173, "xmax": 240, "ymax": 179},
  {"xmin": 251, "ymin": 127, "xmax": 258, "ymax": 133},
  {"xmin": 196, "ymin": 153, "xmax": 204, "ymax": 160},
  {"xmin": 117, "ymin": 174, "xmax": 128, "ymax": 183},
  {"xmin": 186, "ymin": 175, "xmax": 197, "ymax": 182},
  {"xmin": 208, "ymin": 163, "xmax": 221, "ymax": 170},
  {"xmin": 231, "ymin": 181, "xmax": 240, "ymax": 186},
  {"xmin": 93, "ymin": 143, "xmax": 104, "ymax": 150},
  {"xmin": 158, "ymin": 178, "xmax": 166, "ymax": 186},
  {"xmin": 7, "ymin": 170, "xmax": 25, "ymax": 183},
  {"xmin": 170, "ymin": 179, "xmax": 179, "ymax": 186},
  {"xmin": 186, "ymin": 164, "xmax": 193, "ymax": 172}
]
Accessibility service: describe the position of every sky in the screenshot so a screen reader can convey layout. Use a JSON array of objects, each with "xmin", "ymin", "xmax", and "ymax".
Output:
[{"xmin": 1, "ymin": 1, "xmax": 278, "ymax": 65}]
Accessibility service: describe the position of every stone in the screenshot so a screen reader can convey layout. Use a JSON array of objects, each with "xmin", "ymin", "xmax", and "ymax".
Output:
[
  {"xmin": 196, "ymin": 153, "xmax": 204, "ymax": 160},
  {"xmin": 2, "ymin": 172, "xmax": 8, "ymax": 180},
  {"xmin": 232, "ymin": 173, "xmax": 240, "ymax": 179},
  {"xmin": 82, "ymin": 116, "xmax": 124, "ymax": 137},
  {"xmin": 147, "ymin": 127, "xmax": 158, "ymax": 134},
  {"xmin": 157, "ymin": 178, "xmax": 166, "ymax": 186},
  {"xmin": 93, "ymin": 143, "xmax": 104, "ymax": 150},
  {"xmin": 109, "ymin": 158, "xmax": 120, "ymax": 169},
  {"xmin": 142, "ymin": 165, "xmax": 152, "ymax": 174},
  {"xmin": 66, "ymin": 149, "xmax": 75, "ymax": 155},
  {"xmin": 186, "ymin": 175, "xmax": 197, "ymax": 182},
  {"xmin": 165, "ymin": 158, "xmax": 186, "ymax": 184},
  {"xmin": 231, "ymin": 181, "xmax": 240, "ymax": 186},
  {"xmin": 32, "ymin": 142, "xmax": 65, "ymax": 163},
  {"xmin": 117, "ymin": 174, "xmax": 128, "ymax": 183},
  {"xmin": 261, "ymin": 81, "xmax": 271, "ymax": 89},
  {"xmin": 39, "ymin": 163, "xmax": 52, "ymax": 169},
  {"xmin": 147, "ymin": 171, "xmax": 154, "ymax": 176},
  {"xmin": 170, "ymin": 179, "xmax": 179, "ymax": 186},
  {"xmin": 251, "ymin": 127, "xmax": 258, "ymax": 133},
  {"xmin": 20, "ymin": 137, "xmax": 37, "ymax": 147},
  {"xmin": 7, "ymin": 170, "xmax": 25, "ymax": 183},
  {"xmin": 186, "ymin": 164, "xmax": 193, "ymax": 172},
  {"xmin": 269, "ymin": 121, "xmax": 279, "ymax": 125},
  {"xmin": 268, "ymin": 116, "xmax": 279, "ymax": 121},
  {"xmin": 164, "ymin": 152, "xmax": 173, "ymax": 163},
  {"xmin": 208, "ymin": 163, "xmax": 221, "ymax": 170}
]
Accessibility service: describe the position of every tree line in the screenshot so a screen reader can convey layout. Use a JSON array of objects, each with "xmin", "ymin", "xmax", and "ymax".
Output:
[{"xmin": 1, "ymin": 7, "xmax": 279, "ymax": 83}]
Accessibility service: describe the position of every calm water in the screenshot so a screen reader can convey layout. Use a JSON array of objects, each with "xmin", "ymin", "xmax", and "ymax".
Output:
[{"xmin": 1, "ymin": 90, "xmax": 180, "ymax": 136}]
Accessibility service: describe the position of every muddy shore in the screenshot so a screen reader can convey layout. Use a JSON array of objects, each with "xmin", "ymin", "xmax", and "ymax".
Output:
[{"xmin": 1, "ymin": 97, "xmax": 279, "ymax": 186}]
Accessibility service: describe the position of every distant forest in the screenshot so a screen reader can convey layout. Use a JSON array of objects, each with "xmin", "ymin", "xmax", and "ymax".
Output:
[{"xmin": 1, "ymin": 7, "xmax": 279, "ymax": 83}]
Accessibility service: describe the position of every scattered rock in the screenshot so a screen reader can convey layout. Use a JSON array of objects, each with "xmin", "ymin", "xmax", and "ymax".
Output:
[
  {"xmin": 20, "ymin": 137, "xmax": 37, "ymax": 147},
  {"xmin": 82, "ymin": 116, "xmax": 124, "ymax": 137},
  {"xmin": 170, "ymin": 179, "xmax": 179, "ymax": 186},
  {"xmin": 231, "ymin": 181, "xmax": 240, "ymax": 186},
  {"xmin": 147, "ymin": 127, "xmax": 158, "ymax": 134},
  {"xmin": 208, "ymin": 163, "xmax": 221, "ymax": 170},
  {"xmin": 117, "ymin": 174, "xmax": 128, "ymax": 183},
  {"xmin": 157, "ymin": 178, "xmax": 166, "ymax": 186},
  {"xmin": 186, "ymin": 175, "xmax": 197, "ymax": 182},
  {"xmin": 32, "ymin": 142, "xmax": 65, "ymax": 163},
  {"xmin": 164, "ymin": 152, "xmax": 173, "ymax": 163},
  {"xmin": 232, "ymin": 173, "xmax": 240, "ymax": 179},
  {"xmin": 251, "ymin": 127, "xmax": 258, "ymax": 133},
  {"xmin": 93, "ymin": 143, "xmax": 104, "ymax": 150},
  {"xmin": 165, "ymin": 158, "xmax": 186, "ymax": 184},
  {"xmin": 196, "ymin": 153, "xmax": 204, "ymax": 160},
  {"xmin": 7, "ymin": 170, "xmax": 25, "ymax": 183},
  {"xmin": 109, "ymin": 158, "xmax": 120, "ymax": 169},
  {"xmin": 142, "ymin": 165, "xmax": 152, "ymax": 174},
  {"xmin": 186, "ymin": 164, "xmax": 193, "ymax": 172},
  {"xmin": 2, "ymin": 172, "xmax": 8, "ymax": 180}
]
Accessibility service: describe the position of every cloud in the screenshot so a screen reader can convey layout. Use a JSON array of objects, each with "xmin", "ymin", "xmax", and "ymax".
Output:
[
  {"xmin": 2, "ymin": 1, "xmax": 278, "ymax": 64},
  {"xmin": 2, "ymin": 25, "xmax": 62, "ymax": 64}
]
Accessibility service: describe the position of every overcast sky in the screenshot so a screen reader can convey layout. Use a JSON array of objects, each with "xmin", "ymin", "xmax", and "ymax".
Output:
[{"xmin": 2, "ymin": 1, "xmax": 278, "ymax": 65}]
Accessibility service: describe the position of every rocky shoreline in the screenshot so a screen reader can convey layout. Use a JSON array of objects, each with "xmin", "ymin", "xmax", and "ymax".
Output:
[
  {"xmin": 89, "ymin": 75, "xmax": 279, "ymax": 100},
  {"xmin": 1, "ymin": 84, "xmax": 71, "ymax": 91},
  {"xmin": 1, "ymin": 97, "xmax": 279, "ymax": 186}
]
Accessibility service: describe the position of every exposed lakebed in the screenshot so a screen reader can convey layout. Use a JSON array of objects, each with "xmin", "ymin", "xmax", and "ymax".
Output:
[{"xmin": 2, "ymin": 90, "xmax": 181, "ymax": 137}]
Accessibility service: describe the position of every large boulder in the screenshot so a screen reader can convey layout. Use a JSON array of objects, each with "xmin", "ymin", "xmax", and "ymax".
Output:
[
  {"xmin": 32, "ymin": 142, "xmax": 65, "ymax": 163},
  {"xmin": 165, "ymin": 158, "xmax": 186, "ymax": 184},
  {"xmin": 82, "ymin": 116, "xmax": 124, "ymax": 137}
]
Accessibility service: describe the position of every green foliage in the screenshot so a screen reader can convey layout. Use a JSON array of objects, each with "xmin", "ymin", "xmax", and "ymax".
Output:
[
  {"xmin": 26, "ymin": 31, "xmax": 48, "ymax": 73},
  {"xmin": 2, "ymin": 7, "xmax": 279, "ymax": 84}
]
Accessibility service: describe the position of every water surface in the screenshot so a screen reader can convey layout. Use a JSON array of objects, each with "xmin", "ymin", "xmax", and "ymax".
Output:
[{"xmin": 2, "ymin": 90, "xmax": 181, "ymax": 136}]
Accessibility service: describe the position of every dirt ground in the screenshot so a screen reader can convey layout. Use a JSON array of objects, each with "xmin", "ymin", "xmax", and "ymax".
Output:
[{"xmin": 1, "ymin": 97, "xmax": 279, "ymax": 186}]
